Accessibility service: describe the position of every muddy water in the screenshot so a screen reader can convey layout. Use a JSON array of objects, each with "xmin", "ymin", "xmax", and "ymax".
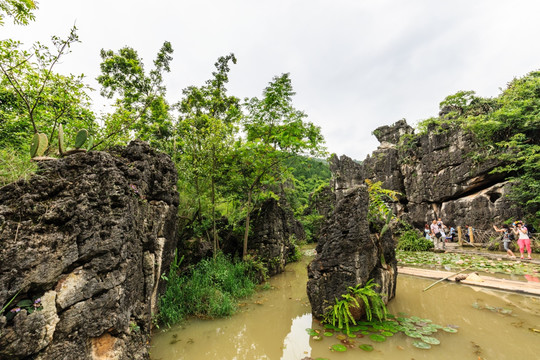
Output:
[{"xmin": 150, "ymin": 249, "xmax": 540, "ymax": 360}]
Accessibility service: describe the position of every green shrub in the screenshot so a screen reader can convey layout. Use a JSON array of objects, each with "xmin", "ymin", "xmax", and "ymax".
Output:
[
  {"xmin": 397, "ymin": 229, "xmax": 433, "ymax": 251},
  {"xmin": 0, "ymin": 148, "xmax": 37, "ymax": 187},
  {"xmin": 158, "ymin": 251, "xmax": 258, "ymax": 326}
]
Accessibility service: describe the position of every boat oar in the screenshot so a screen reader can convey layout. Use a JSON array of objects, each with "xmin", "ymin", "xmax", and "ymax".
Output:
[{"xmin": 423, "ymin": 268, "xmax": 470, "ymax": 292}]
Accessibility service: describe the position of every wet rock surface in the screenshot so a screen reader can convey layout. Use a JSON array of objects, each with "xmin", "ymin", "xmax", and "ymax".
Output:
[{"xmin": 0, "ymin": 140, "xmax": 178, "ymax": 360}]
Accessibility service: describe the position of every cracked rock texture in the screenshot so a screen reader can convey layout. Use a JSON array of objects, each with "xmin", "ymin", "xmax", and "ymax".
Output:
[
  {"xmin": 0, "ymin": 140, "xmax": 178, "ymax": 360},
  {"xmin": 347, "ymin": 119, "xmax": 520, "ymax": 229},
  {"xmin": 306, "ymin": 182, "xmax": 397, "ymax": 319}
]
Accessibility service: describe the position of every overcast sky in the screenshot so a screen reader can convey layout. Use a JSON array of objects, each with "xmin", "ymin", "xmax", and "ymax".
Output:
[{"xmin": 3, "ymin": 0, "xmax": 540, "ymax": 160}]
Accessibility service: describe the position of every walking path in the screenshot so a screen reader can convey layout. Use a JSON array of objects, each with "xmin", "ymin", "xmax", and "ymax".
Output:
[{"xmin": 399, "ymin": 266, "xmax": 540, "ymax": 296}]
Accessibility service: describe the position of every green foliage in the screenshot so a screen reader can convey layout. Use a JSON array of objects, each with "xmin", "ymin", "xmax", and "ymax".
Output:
[
  {"xmin": 397, "ymin": 229, "xmax": 434, "ymax": 251},
  {"xmin": 414, "ymin": 71, "xmax": 540, "ymax": 223},
  {"xmin": 365, "ymin": 179, "xmax": 399, "ymax": 224},
  {"xmin": 229, "ymin": 73, "xmax": 326, "ymax": 258},
  {"xmin": 96, "ymin": 41, "xmax": 174, "ymax": 150},
  {"xmin": 348, "ymin": 279, "xmax": 388, "ymax": 322},
  {"xmin": 323, "ymin": 294, "xmax": 359, "ymax": 334},
  {"xmin": 0, "ymin": 146, "xmax": 36, "ymax": 186},
  {"xmin": 287, "ymin": 235, "xmax": 302, "ymax": 262},
  {"xmin": 158, "ymin": 251, "xmax": 258, "ymax": 326},
  {"xmin": 74, "ymin": 129, "xmax": 88, "ymax": 149},
  {"xmin": 0, "ymin": 0, "xmax": 37, "ymax": 26},
  {"xmin": 323, "ymin": 279, "xmax": 388, "ymax": 334},
  {"xmin": 0, "ymin": 28, "xmax": 96, "ymax": 156}
]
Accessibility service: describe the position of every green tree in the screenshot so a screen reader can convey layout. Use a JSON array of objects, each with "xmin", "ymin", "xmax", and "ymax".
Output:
[
  {"xmin": 95, "ymin": 41, "xmax": 174, "ymax": 150},
  {"xmin": 0, "ymin": 27, "xmax": 95, "ymax": 154},
  {"xmin": 0, "ymin": 0, "xmax": 37, "ymax": 26},
  {"xmin": 232, "ymin": 73, "xmax": 325, "ymax": 259},
  {"xmin": 175, "ymin": 54, "xmax": 241, "ymax": 254}
]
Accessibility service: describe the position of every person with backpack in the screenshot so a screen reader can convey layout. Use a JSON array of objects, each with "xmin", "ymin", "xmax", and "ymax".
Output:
[{"xmin": 493, "ymin": 224, "xmax": 516, "ymax": 258}]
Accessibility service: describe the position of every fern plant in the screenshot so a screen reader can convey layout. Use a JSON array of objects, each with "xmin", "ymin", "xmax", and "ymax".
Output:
[
  {"xmin": 322, "ymin": 279, "xmax": 389, "ymax": 333},
  {"xmin": 365, "ymin": 179, "xmax": 400, "ymax": 224},
  {"xmin": 347, "ymin": 279, "xmax": 388, "ymax": 322},
  {"xmin": 323, "ymin": 294, "xmax": 359, "ymax": 334}
]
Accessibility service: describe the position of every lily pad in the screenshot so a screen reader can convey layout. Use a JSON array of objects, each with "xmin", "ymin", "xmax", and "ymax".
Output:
[
  {"xmin": 404, "ymin": 330, "xmax": 423, "ymax": 338},
  {"xmin": 330, "ymin": 344, "xmax": 347, "ymax": 352},
  {"xmin": 381, "ymin": 331, "xmax": 394, "ymax": 337},
  {"xmin": 336, "ymin": 334, "xmax": 347, "ymax": 340},
  {"xmin": 421, "ymin": 336, "xmax": 440, "ymax": 345},
  {"xmin": 369, "ymin": 334, "xmax": 386, "ymax": 342},
  {"xmin": 306, "ymin": 328, "xmax": 319, "ymax": 336},
  {"xmin": 324, "ymin": 332, "xmax": 334, "ymax": 337},
  {"xmin": 412, "ymin": 341, "xmax": 432, "ymax": 349},
  {"xmin": 359, "ymin": 344, "xmax": 374, "ymax": 352},
  {"xmin": 442, "ymin": 327, "xmax": 458, "ymax": 333}
]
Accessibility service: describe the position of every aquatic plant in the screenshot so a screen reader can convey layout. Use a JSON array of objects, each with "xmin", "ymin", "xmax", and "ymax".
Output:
[
  {"xmin": 396, "ymin": 250, "xmax": 539, "ymax": 276},
  {"xmin": 307, "ymin": 312, "xmax": 458, "ymax": 355}
]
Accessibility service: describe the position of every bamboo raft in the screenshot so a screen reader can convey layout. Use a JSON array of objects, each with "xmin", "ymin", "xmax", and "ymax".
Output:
[{"xmin": 398, "ymin": 266, "xmax": 540, "ymax": 296}]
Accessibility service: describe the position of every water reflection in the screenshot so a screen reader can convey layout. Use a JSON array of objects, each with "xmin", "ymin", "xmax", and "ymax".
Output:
[{"xmin": 151, "ymin": 249, "xmax": 540, "ymax": 360}]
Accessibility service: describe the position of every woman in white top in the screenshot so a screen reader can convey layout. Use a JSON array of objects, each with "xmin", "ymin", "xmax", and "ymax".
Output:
[{"xmin": 513, "ymin": 221, "xmax": 532, "ymax": 259}]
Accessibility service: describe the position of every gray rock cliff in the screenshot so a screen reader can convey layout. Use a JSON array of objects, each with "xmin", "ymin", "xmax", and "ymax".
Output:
[{"xmin": 0, "ymin": 140, "xmax": 178, "ymax": 360}]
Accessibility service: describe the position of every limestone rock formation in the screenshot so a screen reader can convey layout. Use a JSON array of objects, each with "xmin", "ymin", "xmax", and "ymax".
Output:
[
  {"xmin": 360, "ymin": 120, "xmax": 520, "ymax": 229},
  {"xmin": 307, "ymin": 182, "xmax": 397, "ymax": 319},
  {"xmin": 248, "ymin": 198, "xmax": 306, "ymax": 276},
  {"xmin": 0, "ymin": 140, "xmax": 178, "ymax": 360}
]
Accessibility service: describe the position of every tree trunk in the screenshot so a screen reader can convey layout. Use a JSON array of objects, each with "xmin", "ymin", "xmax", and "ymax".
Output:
[
  {"xmin": 243, "ymin": 189, "xmax": 252, "ymax": 260},
  {"xmin": 211, "ymin": 147, "xmax": 217, "ymax": 257}
]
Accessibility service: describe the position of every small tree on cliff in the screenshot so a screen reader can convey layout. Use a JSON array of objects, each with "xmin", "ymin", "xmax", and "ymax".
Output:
[{"xmin": 231, "ymin": 73, "xmax": 325, "ymax": 259}]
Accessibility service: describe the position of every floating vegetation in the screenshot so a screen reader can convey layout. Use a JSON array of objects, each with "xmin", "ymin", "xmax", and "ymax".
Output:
[
  {"xmin": 472, "ymin": 302, "xmax": 513, "ymax": 315},
  {"xmin": 397, "ymin": 250, "xmax": 539, "ymax": 276},
  {"xmin": 412, "ymin": 340, "xmax": 432, "ymax": 349},
  {"xmin": 369, "ymin": 333, "xmax": 386, "ymax": 342},
  {"xmin": 359, "ymin": 344, "xmax": 374, "ymax": 351},
  {"xmin": 308, "ymin": 313, "xmax": 458, "ymax": 356},
  {"xmin": 330, "ymin": 343, "xmax": 347, "ymax": 352}
]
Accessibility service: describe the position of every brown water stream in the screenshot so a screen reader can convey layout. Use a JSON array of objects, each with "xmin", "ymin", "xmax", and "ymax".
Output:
[{"xmin": 150, "ymin": 248, "xmax": 540, "ymax": 360}]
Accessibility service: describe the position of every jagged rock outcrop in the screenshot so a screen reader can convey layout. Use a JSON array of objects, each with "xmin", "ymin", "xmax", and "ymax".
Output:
[
  {"xmin": 248, "ymin": 198, "xmax": 306, "ymax": 276},
  {"xmin": 359, "ymin": 120, "xmax": 520, "ymax": 229},
  {"xmin": 307, "ymin": 181, "xmax": 397, "ymax": 319},
  {"xmin": 0, "ymin": 141, "xmax": 178, "ymax": 360},
  {"xmin": 303, "ymin": 185, "xmax": 335, "ymax": 242}
]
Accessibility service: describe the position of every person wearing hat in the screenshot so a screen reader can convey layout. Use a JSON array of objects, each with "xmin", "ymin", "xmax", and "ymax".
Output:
[{"xmin": 512, "ymin": 221, "xmax": 532, "ymax": 259}]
